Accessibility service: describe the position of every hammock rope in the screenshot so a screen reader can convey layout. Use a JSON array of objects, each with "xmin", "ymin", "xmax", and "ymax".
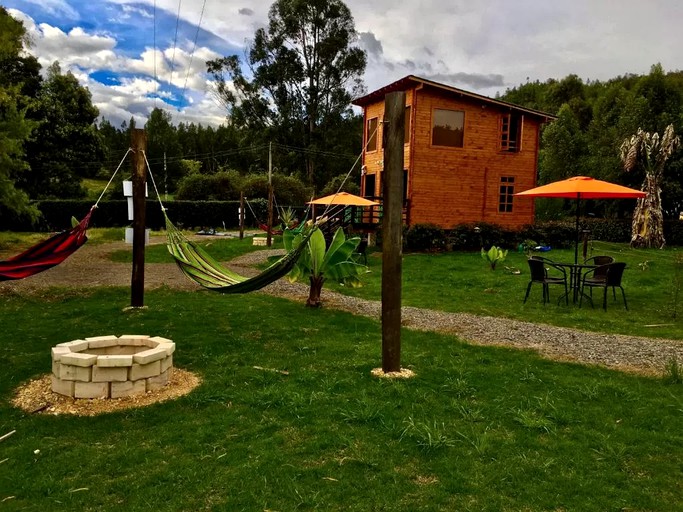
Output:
[
  {"xmin": 0, "ymin": 149, "xmax": 131, "ymax": 281},
  {"xmin": 144, "ymin": 153, "xmax": 316, "ymax": 294}
]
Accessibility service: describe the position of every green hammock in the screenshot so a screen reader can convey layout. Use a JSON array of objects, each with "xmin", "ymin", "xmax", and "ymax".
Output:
[{"xmin": 163, "ymin": 211, "xmax": 314, "ymax": 294}]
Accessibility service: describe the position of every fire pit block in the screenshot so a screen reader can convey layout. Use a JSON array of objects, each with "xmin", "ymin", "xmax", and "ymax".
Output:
[{"xmin": 51, "ymin": 335, "xmax": 175, "ymax": 398}]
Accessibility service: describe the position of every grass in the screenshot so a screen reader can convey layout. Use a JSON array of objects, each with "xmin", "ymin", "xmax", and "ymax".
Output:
[
  {"xmin": 0, "ymin": 287, "xmax": 682, "ymax": 511},
  {"xmin": 108, "ymin": 234, "xmax": 279, "ymax": 263},
  {"xmin": 323, "ymin": 241, "xmax": 683, "ymax": 339},
  {"xmin": 0, "ymin": 228, "xmax": 129, "ymax": 254}
]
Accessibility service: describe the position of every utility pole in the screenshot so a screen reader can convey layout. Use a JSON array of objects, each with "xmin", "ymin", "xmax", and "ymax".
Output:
[
  {"xmin": 239, "ymin": 192, "xmax": 245, "ymax": 240},
  {"xmin": 266, "ymin": 141, "xmax": 274, "ymax": 247},
  {"xmin": 163, "ymin": 150, "xmax": 168, "ymax": 200},
  {"xmin": 381, "ymin": 92, "xmax": 405, "ymax": 373},
  {"xmin": 130, "ymin": 128, "xmax": 147, "ymax": 308}
]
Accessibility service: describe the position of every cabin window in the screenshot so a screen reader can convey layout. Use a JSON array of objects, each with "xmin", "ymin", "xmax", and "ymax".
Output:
[
  {"xmin": 501, "ymin": 113, "xmax": 523, "ymax": 152},
  {"xmin": 367, "ymin": 117, "xmax": 378, "ymax": 152},
  {"xmin": 432, "ymin": 109, "xmax": 464, "ymax": 147},
  {"xmin": 404, "ymin": 106, "xmax": 411, "ymax": 144},
  {"xmin": 499, "ymin": 176, "xmax": 515, "ymax": 213}
]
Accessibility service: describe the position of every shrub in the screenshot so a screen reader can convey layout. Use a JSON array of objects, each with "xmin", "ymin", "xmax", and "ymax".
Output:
[
  {"xmin": 175, "ymin": 174, "xmax": 217, "ymax": 200},
  {"xmin": 320, "ymin": 174, "xmax": 360, "ymax": 196},
  {"xmin": 242, "ymin": 173, "xmax": 313, "ymax": 206},
  {"xmin": 405, "ymin": 223, "xmax": 446, "ymax": 252},
  {"xmin": 175, "ymin": 170, "xmax": 243, "ymax": 201}
]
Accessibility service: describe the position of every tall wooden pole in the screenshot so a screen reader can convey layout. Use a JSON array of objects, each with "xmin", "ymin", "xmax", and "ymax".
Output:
[
  {"xmin": 131, "ymin": 128, "xmax": 147, "ymax": 308},
  {"xmin": 381, "ymin": 92, "xmax": 405, "ymax": 373},
  {"xmin": 239, "ymin": 192, "xmax": 245, "ymax": 240},
  {"xmin": 266, "ymin": 142, "xmax": 274, "ymax": 247}
]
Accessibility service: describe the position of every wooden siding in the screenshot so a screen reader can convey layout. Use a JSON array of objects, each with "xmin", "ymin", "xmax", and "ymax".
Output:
[
  {"xmin": 361, "ymin": 85, "xmax": 541, "ymax": 230},
  {"xmin": 361, "ymin": 90, "xmax": 414, "ymax": 198}
]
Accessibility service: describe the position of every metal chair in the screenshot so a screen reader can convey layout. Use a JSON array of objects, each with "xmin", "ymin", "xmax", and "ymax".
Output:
[
  {"xmin": 583, "ymin": 255, "xmax": 615, "ymax": 283},
  {"xmin": 524, "ymin": 258, "xmax": 569, "ymax": 305},
  {"xmin": 355, "ymin": 237, "xmax": 368, "ymax": 264},
  {"xmin": 579, "ymin": 262, "xmax": 628, "ymax": 310}
]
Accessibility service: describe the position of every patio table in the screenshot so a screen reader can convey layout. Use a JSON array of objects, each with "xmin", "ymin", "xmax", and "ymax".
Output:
[{"xmin": 554, "ymin": 262, "xmax": 597, "ymax": 304}]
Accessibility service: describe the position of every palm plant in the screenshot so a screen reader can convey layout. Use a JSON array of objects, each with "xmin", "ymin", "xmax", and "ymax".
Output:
[
  {"xmin": 620, "ymin": 124, "xmax": 680, "ymax": 248},
  {"xmin": 283, "ymin": 226, "xmax": 368, "ymax": 307}
]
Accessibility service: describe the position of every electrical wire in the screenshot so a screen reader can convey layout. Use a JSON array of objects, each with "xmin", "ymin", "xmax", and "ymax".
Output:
[
  {"xmin": 180, "ymin": 0, "xmax": 207, "ymax": 110},
  {"xmin": 168, "ymin": 0, "xmax": 183, "ymax": 88}
]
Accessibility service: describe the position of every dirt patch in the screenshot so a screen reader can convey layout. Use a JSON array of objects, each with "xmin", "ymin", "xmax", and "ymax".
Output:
[{"xmin": 11, "ymin": 368, "xmax": 201, "ymax": 416}]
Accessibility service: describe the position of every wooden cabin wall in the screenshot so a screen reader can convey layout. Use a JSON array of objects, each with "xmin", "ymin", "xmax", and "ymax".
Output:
[
  {"xmin": 408, "ymin": 88, "xmax": 538, "ymax": 229},
  {"xmin": 360, "ymin": 90, "xmax": 414, "ymax": 198}
]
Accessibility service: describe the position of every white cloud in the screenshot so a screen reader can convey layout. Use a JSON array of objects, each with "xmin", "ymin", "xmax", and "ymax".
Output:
[
  {"xmin": 9, "ymin": 0, "xmax": 683, "ymax": 127},
  {"xmin": 17, "ymin": 0, "xmax": 79, "ymax": 19}
]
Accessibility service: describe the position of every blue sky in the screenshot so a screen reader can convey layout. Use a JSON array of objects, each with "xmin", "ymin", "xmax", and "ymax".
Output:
[{"xmin": 4, "ymin": 0, "xmax": 683, "ymax": 128}]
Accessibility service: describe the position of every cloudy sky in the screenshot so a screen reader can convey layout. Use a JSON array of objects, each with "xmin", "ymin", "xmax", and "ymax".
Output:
[{"xmin": 4, "ymin": 0, "xmax": 683, "ymax": 128}]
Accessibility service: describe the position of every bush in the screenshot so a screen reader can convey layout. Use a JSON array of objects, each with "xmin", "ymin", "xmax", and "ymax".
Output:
[
  {"xmin": 404, "ymin": 223, "xmax": 446, "ymax": 252},
  {"xmin": 320, "ymin": 174, "xmax": 360, "ymax": 196},
  {"xmin": 242, "ymin": 173, "xmax": 313, "ymax": 206},
  {"xmin": 0, "ymin": 200, "xmax": 252, "ymax": 232},
  {"xmin": 175, "ymin": 170, "xmax": 243, "ymax": 201}
]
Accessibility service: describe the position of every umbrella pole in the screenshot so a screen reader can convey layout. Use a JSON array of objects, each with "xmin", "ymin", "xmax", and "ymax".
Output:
[{"xmin": 574, "ymin": 193, "xmax": 580, "ymax": 264}]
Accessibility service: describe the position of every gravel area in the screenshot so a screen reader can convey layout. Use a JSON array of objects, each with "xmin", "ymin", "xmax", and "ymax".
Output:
[
  {"xmin": 233, "ymin": 249, "xmax": 683, "ymax": 377},
  {"xmin": 3, "ymin": 237, "xmax": 682, "ymax": 377}
]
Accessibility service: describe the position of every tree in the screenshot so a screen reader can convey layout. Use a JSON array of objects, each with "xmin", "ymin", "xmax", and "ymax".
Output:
[
  {"xmin": 207, "ymin": 0, "xmax": 366, "ymax": 191},
  {"xmin": 620, "ymin": 124, "xmax": 681, "ymax": 248},
  {"xmin": 20, "ymin": 62, "xmax": 104, "ymax": 198},
  {"xmin": 283, "ymin": 226, "xmax": 367, "ymax": 307},
  {"xmin": 0, "ymin": 7, "xmax": 38, "ymax": 220},
  {"xmin": 145, "ymin": 108, "xmax": 182, "ymax": 194}
]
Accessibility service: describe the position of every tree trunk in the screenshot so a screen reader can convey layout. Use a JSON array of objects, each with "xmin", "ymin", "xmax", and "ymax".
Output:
[
  {"xmin": 306, "ymin": 275, "xmax": 325, "ymax": 308},
  {"xmin": 631, "ymin": 175, "xmax": 665, "ymax": 248}
]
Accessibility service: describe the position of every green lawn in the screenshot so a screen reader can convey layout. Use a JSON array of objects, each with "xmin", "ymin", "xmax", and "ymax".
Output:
[
  {"xmin": 1, "ymin": 233, "xmax": 682, "ymax": 510},
  {"xmin": 0, "ymin": 288, "xmax": 682, "ymax": 511},
  {"xmin": 108, "ymin": 234, "xmax": 279, "ymax": 263},
  {"xmin": 323, "ymin": 241, "xmax": 683, "ymax": 340}
]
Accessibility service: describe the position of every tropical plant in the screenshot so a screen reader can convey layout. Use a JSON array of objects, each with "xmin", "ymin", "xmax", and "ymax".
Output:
[
  {"xmin": 283, "ymin": 226, "xmax": 367, "ymax": 307},
  {"xmin": 278, "ymin": 206, "xmax": 298, "ymax": 230},
  {"xmin": 481, "ymin": 246, "xmax": 508, "ymax": 270},
  {"xmin": 620, "ymin": 124, "xmax": 680, "ymax": 248}
]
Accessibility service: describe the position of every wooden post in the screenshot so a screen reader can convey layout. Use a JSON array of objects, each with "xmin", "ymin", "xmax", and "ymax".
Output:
[
  {"xmin": 381, "ymin": 92, "xmax": 405, "ymax": 373},
  {"xmin": 239, "ymin": 192, "xmax": 245, "ymax": 240},
  {"xmin": 130, "ymin": 128, "xmax": 147, "ymax": 308},
  {"xmin": 266, "ymin": 142, "xmax": 274, "ymax": 247}
]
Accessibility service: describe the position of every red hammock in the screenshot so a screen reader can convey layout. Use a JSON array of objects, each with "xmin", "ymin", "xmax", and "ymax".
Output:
[
  {"xmin": 258, "ymin": 223, "xmax": 283, "ymax": 236},
  {"xmin": 0, "ymin": 207, "xmax": 94, "ymax": 281}
]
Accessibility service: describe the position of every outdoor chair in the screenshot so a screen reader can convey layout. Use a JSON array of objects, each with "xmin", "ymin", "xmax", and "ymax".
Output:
[
  {"xmin": 583, "ymin": 255, "xmax": 615, "ymax": 282},
  {"xmin": 355, "ymin": 237, "xmax": 368, "ymax": 265},
  {"xmin": 524, "ymin": 258, "xmax": 569, "ymax": 305},
  {"xmin": 579, "ymin": 262, "xmax": 628, "ymax": 310}
]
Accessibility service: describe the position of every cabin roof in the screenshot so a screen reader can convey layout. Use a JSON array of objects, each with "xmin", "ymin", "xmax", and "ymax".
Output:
[{"xmin": 352, "ymin": 75, "xmax": 556, "ymax": 121}]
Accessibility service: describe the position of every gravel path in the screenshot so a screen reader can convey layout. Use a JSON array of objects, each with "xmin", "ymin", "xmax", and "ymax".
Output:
[{"xmin": 3, "ymin": 237, "xmax": 682, "ymax": 377}]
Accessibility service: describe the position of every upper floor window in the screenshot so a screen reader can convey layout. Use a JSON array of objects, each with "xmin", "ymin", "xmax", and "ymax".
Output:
[
  {"xmin": 367, "ymin": 117, "xmax": 378, "ymax": 152},
  {"xmin": 432, "ymin": 109, "xmax": 464, "ymax": 148},
  {"xmin": 404, "ymin": 106, "xmax": 411, "ymax": 144},
  {"xmin": 499, "ymin": 176, "xmax": 515, "ymax": 213},
  {"xmin": 501, "ymin": 113, "xmax": 523, "ymax": 152}
]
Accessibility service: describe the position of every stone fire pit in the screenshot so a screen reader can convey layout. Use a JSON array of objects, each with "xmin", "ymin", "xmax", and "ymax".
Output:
[{"xmin": 51, "ymin": 335, "xmax": 175, "ymax": 399}]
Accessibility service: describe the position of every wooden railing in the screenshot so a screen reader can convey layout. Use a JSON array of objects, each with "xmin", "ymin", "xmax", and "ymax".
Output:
[{"xmin": 318, "ymin": 198, "xmax": 408, "ymax": 238}]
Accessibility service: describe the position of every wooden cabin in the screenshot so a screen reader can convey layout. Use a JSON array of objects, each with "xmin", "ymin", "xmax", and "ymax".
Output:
[{"xmin": 352, "ymin": 75, "xmax": 555, "ymax": 230}]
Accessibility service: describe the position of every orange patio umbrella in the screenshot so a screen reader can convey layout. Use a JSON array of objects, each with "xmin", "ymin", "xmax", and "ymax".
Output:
[
  {"xmin": 308, "ymin": 191, "xmax": 379, "ymax": 206},
  {"xmin": 515, "ymin": 176, "xmax": 645, "ymax": 263}
]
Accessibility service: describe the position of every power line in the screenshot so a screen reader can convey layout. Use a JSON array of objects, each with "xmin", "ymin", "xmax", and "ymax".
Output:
[
  {"xmin": 168, "ymin": 0, "xmax": 183, "ymax": 89},
  {"xmin": 180, "ymin": 0, "xmax": 207, "ymax": 110},
  {"xmin": 153, "ymin": 0, "xmax": 157, "ymax": 109}
]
